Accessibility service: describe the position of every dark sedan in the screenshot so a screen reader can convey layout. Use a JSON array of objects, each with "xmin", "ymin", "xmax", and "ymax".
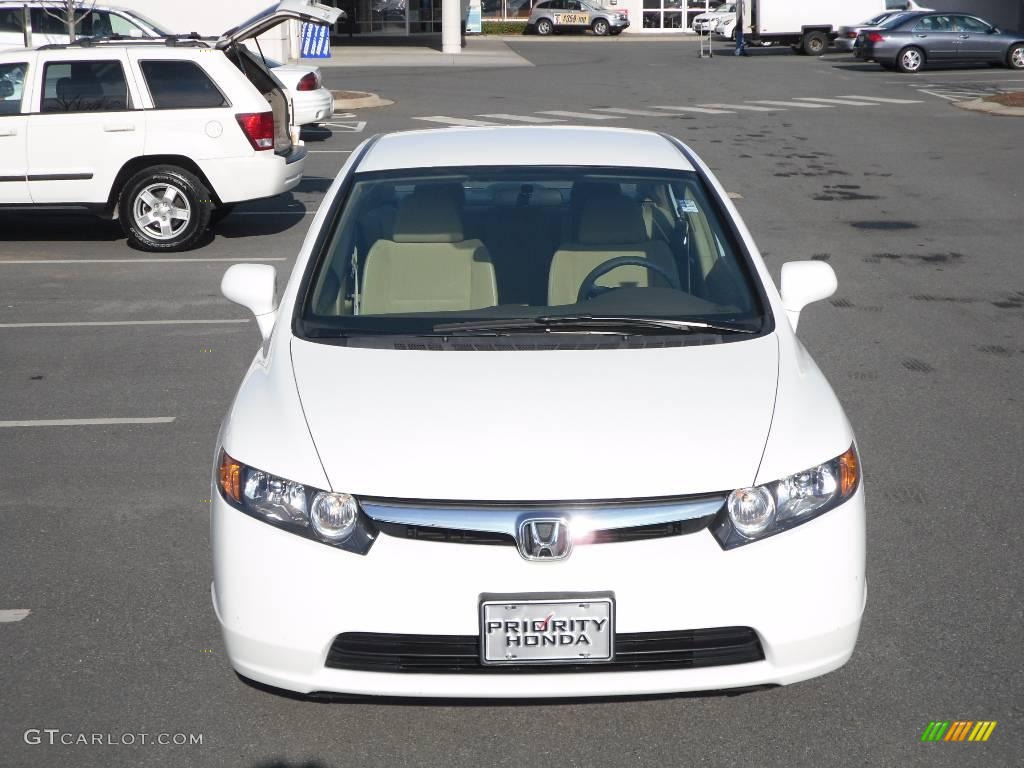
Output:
[{"xmin": 856, "ymin": 12, "xmax": 1024, "ymax": 72}]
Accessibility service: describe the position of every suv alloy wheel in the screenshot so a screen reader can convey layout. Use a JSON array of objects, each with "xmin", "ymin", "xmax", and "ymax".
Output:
[{"xmin": 119, "ymin": 166, "xmax": 213, "ymax": 252}]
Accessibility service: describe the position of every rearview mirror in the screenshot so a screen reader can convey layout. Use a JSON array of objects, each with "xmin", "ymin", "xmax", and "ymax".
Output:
[
  {"xmin": 221, "ymin": 263, "xmax": 278, "ymax": 341},
  {"xmin": 780, "ymin": 261, "xmax": 837, "ymax": 331}
]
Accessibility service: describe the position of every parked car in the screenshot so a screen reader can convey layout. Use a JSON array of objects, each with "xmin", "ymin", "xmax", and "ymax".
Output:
[
  {"xmin": 213, "ymin": 125, "xmax": 865, "ymax": 699},
  {"xmin": 0, "ymin": 0, "xmax": 341, "ymax": 250},
  {"xmin": 714, "ymin": 13, "xmax": 737, "ymax": 40},
  {"xmin": 856, "ymin": 11, "xmax": 1024, "ymax": 73},
  {"xmin": 836, "ymin": 11, "xmax": 911, "ymax": 52},
  {"xmin": 528, "ymin": 0, "xmax": 630, "ymax": 36},
  {"xmin": 261, "ymin": 56, "xmax": 334, "ymax": 126},
  {"xmin": 0, "ymin": 1, "xmax": 169, "ymax": 49},
  {"xmin": 692, "ymin": 3, "xmax": 734, "ymax": 34}
]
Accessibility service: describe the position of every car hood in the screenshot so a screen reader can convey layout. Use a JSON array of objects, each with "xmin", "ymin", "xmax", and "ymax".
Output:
[{"xmin": 291, "ymin": 335, "xmax": 779, "ymax": 501}]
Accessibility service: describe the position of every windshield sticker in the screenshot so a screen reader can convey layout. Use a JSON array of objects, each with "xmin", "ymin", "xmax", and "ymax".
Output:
[{"xmin": 678, "ymin": 199, "xmax": 700, "ymax": 215}]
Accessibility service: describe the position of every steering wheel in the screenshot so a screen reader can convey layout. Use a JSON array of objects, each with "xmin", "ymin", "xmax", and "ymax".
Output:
[{"xmin": 577, "ymin": 256, "xmax": 681, "ymax": 303}]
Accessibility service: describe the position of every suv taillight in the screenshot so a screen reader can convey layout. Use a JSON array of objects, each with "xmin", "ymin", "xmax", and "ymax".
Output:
[
  {"xmin": 297, "ymin": 72, "xmax": 319, "ymax": 91},
  {"xmin": 866, "ymin": 31, "xmax": 885, "ymax": 43},
  {"xmin": 236, "ymin": 112, "xmax": 275, "ymax": 151}
]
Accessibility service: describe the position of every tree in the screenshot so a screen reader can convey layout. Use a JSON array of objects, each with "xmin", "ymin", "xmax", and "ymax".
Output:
[{"xmin": 39, "ymin": 0, "xmax": 98, "ymax": 43}]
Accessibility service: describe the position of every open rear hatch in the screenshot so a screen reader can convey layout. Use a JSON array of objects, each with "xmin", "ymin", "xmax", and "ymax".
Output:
[
  {"xmin": 219, "ymin": 1, "xmax": 341, "ymax": 153},
  {"xmin": 215, "ymin": 1, "xmax": 342, "ymax": 51}
]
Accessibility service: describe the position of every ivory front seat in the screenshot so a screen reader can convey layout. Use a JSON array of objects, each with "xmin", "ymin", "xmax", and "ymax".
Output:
[
  {"xmin": 548, "ymin": 195, "xmax": 680, "ymax": 306},
  {"xmin": 360, "ymin": 190, "xmax": 498, "ymax": 315}
]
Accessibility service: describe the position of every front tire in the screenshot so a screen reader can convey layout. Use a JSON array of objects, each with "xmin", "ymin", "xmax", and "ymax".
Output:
[
  {"xmin": 802, "ymin": 30, "xmax": 827, "ymax": 56},
  {"xmin": 592, "ymin": 18, "xmax": 609, "ymax": 36},
  {"xmin": 1008, "ymin": 43, "xmax": 1024, "ymax": 70},
  {"xmin": 536, "ymin": 17, "xmax": 553, "ymax": 36},
  {"xmin": 896, "ymin": 46, "xmax": 925, "ymax": 73},
  {"xmin": 119, "ymin": 166, "xmax": 212, "ymax": 252}
]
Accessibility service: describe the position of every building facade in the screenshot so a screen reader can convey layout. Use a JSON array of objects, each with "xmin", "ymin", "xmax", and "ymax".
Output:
[{"xmin": 119, "ymin": 0, "xmax": 1024, "ymax": 47}]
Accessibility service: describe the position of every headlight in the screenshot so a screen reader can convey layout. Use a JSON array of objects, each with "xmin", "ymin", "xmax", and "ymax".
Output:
[
  {"xmin": 217, "ymin": 450, "xmax": 376, "ymax": 554},
  {"xmin": 712, "ymin": 445, "xmax": 860, "ymax": 549}
]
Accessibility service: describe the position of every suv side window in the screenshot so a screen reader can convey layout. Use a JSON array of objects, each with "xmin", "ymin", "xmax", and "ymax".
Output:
[
  {"xmin": 41, "ymin": 60, "xmax": 131, "ymax": 113},
  {"xmin": 0, "ymin": 62, "xmax": 27, "ymax": 116},
  {"xmin": 140, "ymin": 60, "xmax": 228, "ymax": 109},
  {"xmin": 1, "ymin": 9, "xmax": 27, "ymax": 36},
  {"xmin": 566, "ymin": 0, "xmax": 583, "ymax": 9},
  {"xmin": 30, "ymin": 8, "xmax": 73, "ymax": 36}
]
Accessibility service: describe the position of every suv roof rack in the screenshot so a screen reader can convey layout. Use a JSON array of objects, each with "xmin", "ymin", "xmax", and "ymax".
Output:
[{"xmin": 36, "ymin": 33, "xmax": 211, "ymax": 51}]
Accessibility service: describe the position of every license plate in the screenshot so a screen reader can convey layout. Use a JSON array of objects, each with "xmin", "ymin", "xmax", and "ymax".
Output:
[{"xmin": 479, "ymin": 594, "xmax": 614, "ymax": 665}]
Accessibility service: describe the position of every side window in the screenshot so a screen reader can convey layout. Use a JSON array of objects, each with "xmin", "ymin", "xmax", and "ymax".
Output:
[
  {"xmin": 566, "ymin": 0, "xmax": 582, "ymax": 9},
  {"xmin": 0, "ymin": 62, "xmax": 28, "ymax": 116},
  {"xmin": 916, "ymin": 15, "xmax": 952, "ymax": 32},
  {"xmin": 140, "ymin": 60, "xmax": 228, "ymax": 109},
  {"xmin": 0, "ymin": 9, "xmax": 27, "ymax": 36},
  {"xmin": 955, "ymin": 16, "xmax": 989, "ymax": 33},
  {"xmin": 30, "ymin": 8, "xmax": 72, "ymax": 36},
  {"xmin": 41, "ymin": 60, "xmax": 131, "ymax": 113}
]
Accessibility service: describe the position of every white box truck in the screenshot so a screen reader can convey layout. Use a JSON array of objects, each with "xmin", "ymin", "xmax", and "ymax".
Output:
[{"xmin": 738, "ymin": 0, "xmax": 889, "ymax": 55}]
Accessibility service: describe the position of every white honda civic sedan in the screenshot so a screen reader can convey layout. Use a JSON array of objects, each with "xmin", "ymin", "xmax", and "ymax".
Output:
[{"xmin": 213, "ymin": 126, "xmax": 865, "ymax": 698}]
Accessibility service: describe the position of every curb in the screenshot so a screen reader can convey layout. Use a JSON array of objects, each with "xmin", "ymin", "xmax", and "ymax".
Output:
[
  {"xmin": 331, "ymin": 91, "xmax": 394, "ymax": 109},
  {"xmin": 954, "ymin": 98, "xmax": 1024, "ymax": 117}
]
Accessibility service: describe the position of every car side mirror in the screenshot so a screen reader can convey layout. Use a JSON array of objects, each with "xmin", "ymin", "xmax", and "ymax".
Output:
[
  {"xmin": 988, "ymin": 27, "xmax": 999, "ymax": 34},
  {"xmin": 779, "ymin": 261, "xmax": 837, "ymax": 332},
  {"xmin": 221, "ymin": 263, "xmax": 278, "ymax": 342}
]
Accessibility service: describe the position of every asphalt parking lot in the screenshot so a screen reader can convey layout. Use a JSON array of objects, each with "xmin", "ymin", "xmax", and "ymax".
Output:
[{"xmin": 2, "ymin": 38, "xmax": 1023, "ymax": 767}]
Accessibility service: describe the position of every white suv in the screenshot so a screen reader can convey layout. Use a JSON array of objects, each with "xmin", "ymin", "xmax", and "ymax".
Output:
[{"xmin": 0, "ymin": 1, "xmax": 340, "ymax": 251}]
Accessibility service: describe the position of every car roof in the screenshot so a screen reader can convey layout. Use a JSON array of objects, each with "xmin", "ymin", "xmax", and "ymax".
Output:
[{"xmin": 357, "ymin": 127, "xmax": 696, "ymax": 173}]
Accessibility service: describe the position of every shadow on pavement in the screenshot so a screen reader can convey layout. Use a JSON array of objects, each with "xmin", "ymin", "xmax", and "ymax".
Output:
[
  {"xmin": 300, "ymin": 126, "xmax": 333, "ymax": 142},
  {"xmin": 0, "ymin": 212, "xmax": 122, "ymax": 242}
]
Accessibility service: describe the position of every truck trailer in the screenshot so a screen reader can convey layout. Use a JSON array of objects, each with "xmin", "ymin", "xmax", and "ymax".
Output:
[{"xmin": 738, "ymin": 0, "xmax": 891, "ymax": 55}]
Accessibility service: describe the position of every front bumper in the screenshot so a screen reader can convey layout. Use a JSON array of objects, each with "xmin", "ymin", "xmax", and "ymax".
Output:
[{"xmin": 211, "ymin": 488, "xmax": 865, "ymax": 697}]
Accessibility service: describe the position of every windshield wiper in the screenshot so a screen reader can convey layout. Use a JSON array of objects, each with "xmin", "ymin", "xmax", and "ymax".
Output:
[{"xmin": 432, "ymin": 315, "xmax": 756, "ymax": 336}]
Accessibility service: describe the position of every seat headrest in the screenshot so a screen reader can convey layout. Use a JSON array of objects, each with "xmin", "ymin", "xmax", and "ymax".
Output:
[
  {"xmin": 392, "ymin": 187, "xmax": 464, "ymax": 243},
  {"xmin": 577, "ymin": 196, "xmax": 649, "ymax": 245}
]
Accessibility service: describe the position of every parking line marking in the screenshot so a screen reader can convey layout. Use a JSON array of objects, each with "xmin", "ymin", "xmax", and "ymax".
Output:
[
  {"xmin": 749, "ymin": 100, "xmax": 832, "ymax": 109},
  {"xmin": 308, "ymin": 149, "xmax": 353, "ymax": 153},
  {"xmin": 701, "ymin": 103, "xmax": 783, "ymax": 112},
  {"xmin": 0, "ymin": 417, "xmax": 175, "ymax": 428},
  {"xmin": 839, "ymin": 95, "xmax": 923, "ymax": 104},
  {"xmin": 0, "ymin": 258, "xmax": 287, "ymax": 265},
  {"xmin": 794, "ymin": 97, "xmax": 878, "ymax": 106},
  {"xmin": 477, "ymin": 113, "xmax": 564, "ymax": 123},
  {"xmin": 412, "ymin": 116, "xmax": 499, "ymax": 126},
  {"xmin": 0, "ymin": 609, "xmax": 31, "ymax": 623},
  {"xmin": 0, "ymin": 320, "xmax": 249, "ymax": 328},
  {"xmin": 653, "ymin": 106, "xmax": 736, "ymax": 115},
  {"xmin": 592, "ymin": 107, "xmax": 675, "ymax": 117},
  {"xmin": 536, "ymin": 110, "xmax": 623, "ymax": 120}
]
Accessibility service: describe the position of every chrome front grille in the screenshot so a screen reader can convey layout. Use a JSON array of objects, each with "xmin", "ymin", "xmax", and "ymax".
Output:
[{"xmin": 361, "ymin": 495, "xmax": 725, "ymax": 548}]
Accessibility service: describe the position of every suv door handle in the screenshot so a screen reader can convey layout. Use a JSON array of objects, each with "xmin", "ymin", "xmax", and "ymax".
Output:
[
  {"xmin": 958, "ymin": 34, "xmax": 969, "ymax": 38},
  {"xmin": 915, "ymin": 33, "xmax": 927, "ymax": 38},
  {"xmin": 103, "ymin": 124, "xmax": 136, "ymax": 133},
  {"xmin": 0, "ymin": 127, "xmax": 17, "ymax": 137}
]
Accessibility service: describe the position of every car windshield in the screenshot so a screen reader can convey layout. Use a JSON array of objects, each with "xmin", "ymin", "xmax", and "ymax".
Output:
[{"xmin": 299, "ymin": 166, "xmax": 766, "ymax": 338}]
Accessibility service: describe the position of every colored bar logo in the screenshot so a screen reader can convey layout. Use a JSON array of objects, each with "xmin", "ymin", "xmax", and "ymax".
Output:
[{"xmin": 921, "ymin": 721, "xmax": 997, "ymax": 742}]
